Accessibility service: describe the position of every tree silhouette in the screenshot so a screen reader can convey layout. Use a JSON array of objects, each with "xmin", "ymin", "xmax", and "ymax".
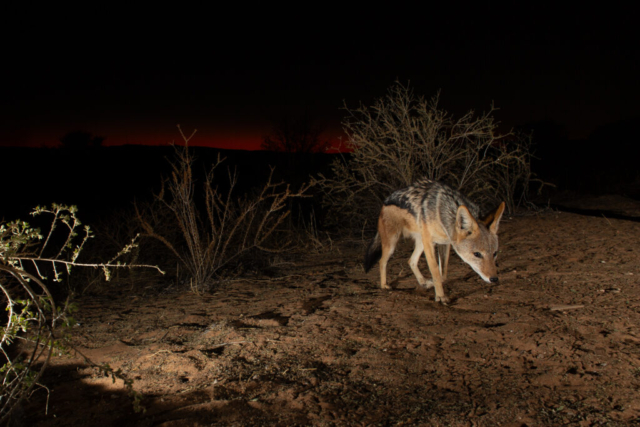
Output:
[
  {"xmin": 59, "ymin": 131, "xmax": 105, "ymax": 149},
  {"xmin": 261, "ymin": 112, "xmax": 328, "ymax": 153}
]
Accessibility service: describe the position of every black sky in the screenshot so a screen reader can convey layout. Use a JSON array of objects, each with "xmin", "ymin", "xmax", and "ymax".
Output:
[{"xmin": 2, "ymin": 5, "xmax": 638, "ymax": 150}]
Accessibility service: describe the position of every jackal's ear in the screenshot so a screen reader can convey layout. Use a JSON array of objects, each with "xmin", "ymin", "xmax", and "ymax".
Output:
[
  {"xmin": 481, "ymin": 201, "xmax": 506, "ymax": 234},
  {"xmin": 456, "ymin": 205, "xmax": 478, "ymax": 236}
]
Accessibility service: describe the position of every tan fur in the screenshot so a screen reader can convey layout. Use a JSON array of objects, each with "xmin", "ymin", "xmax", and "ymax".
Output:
[{"xmin": 376, "ymin": 200, "xmax": 505, "ymax": 304}]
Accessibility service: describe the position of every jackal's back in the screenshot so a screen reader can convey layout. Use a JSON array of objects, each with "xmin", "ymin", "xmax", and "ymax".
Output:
[{"xmin": 383, "ymin": 179, "xmax": 480, "ymax": 230}]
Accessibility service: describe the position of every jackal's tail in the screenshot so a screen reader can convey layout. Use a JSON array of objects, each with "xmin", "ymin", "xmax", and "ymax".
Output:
[{"xmin": 364, "ymin": 232, "xmax": 382, "ymax": 272}]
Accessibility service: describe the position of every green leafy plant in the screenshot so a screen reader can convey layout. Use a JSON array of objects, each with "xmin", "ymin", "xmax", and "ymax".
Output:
[{"xmin": 0, "ymin": 204, "xmax": 162, "ymax": 423}]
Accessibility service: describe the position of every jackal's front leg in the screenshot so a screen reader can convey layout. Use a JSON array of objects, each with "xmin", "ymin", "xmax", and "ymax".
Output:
[
  {"xmin": 437, "ymin": 244, "xmax": 451, "ymax": 281},
  {"xmin": 422, "ymin": 236, "xmax": 449, "ymax": 304},
  {"xmin": 409, "ymin": 237, "xmax": 433, "ymax": 289}
]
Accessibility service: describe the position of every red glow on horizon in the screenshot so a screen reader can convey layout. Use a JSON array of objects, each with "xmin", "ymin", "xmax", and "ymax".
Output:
[{"xmin": 0, "ymin": 127, "xmax": 349, "ymax": 152}]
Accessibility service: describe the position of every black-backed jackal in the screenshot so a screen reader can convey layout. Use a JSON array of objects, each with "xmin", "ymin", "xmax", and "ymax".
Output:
[{"xmin": 364, "ymin": 179, "xmax": 505, "ymax": 304}]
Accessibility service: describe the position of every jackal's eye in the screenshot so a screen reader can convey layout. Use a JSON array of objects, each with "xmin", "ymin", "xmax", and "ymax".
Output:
[
  {"xmin": 493, "ymin": 251, "xmax": 498, "ymax": 258},
  {"xmin": 473, "ymin": 252, "xmax": 482, "ymax": 259}
]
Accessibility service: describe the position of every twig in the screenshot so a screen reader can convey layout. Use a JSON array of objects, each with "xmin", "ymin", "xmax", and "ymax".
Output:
[
  {"xmin": 548, "ymin": 305, "xmax": 584, "ymax": 312},
  {"xmin": 209, "ymin": 341, "xmax": 247, "ymax": 349}
]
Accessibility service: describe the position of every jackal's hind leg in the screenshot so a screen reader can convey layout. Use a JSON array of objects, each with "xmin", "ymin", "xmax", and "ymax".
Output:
[{"xmin": 379, "ymin": 232, "xmax": 399, "ymax": 290}]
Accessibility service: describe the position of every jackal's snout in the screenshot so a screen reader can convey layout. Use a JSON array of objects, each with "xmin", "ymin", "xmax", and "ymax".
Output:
[{"xmin": 490, "ymin": 276, "xmax": 499, "ymax": 283}]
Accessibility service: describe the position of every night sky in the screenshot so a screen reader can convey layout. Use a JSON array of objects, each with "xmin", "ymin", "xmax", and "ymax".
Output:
[{"xmin": 2, "ymin": 6, "xmax": 637, "ymax": 151}]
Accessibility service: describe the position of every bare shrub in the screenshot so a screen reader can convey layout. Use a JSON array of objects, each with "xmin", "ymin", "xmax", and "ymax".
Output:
[
  {"xmin": 483, "ymin": 131, "xmax": 539, "ymax": 213},
  {"xmin": 314, "ymin": 82, "xmax": 537, "ymax": 228},
  {"xmin": 290, "ymin": 207, "xmax": 334, "ymax": 254},
  {"xmin": 137, "ymin": 127, "xmax": 310, "ymax": 293}
]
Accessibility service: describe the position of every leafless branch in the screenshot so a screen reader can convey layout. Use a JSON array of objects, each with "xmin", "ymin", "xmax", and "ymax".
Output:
[
  {"xmin": 139, "ymin": 126, "xmax": 310, "ymax": 292},
  {"xmin": 314, "ymin": 82, "xmax": 537, "ymax": 228}
]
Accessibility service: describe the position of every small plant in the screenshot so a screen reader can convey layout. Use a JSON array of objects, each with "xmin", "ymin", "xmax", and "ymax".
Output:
[
  {"xmin": 0, "ymin": 204, "xmax": 162, "ymax": 423},
  {"xmin": 137, "ymin": 126, "xmax": 310, "ymax": 293}
]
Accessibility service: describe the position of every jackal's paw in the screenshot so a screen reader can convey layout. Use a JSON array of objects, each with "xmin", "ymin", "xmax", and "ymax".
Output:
[
  {"xmin": 381, "ymin": 283, "xmax": 393, "ymax": 290},
  {"xmin": 435, "ymin": 295, "xmax": 450, "ymax": 305}
]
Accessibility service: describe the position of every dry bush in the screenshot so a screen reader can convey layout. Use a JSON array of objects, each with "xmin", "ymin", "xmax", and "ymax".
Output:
[
  {"xmin": 483, "ymin": 130, "xmax": 539, "ymax": 213},
  {"xmin": 137, "ymin": 127, "xmax": 310, "ymax": 293},
  {"xmin": 290, "ymin": 207, "xmax": 334, "ymax": 254},
  {"xmin": 314, "ymin": 82, "xmax": 537, "ymax": 228}
]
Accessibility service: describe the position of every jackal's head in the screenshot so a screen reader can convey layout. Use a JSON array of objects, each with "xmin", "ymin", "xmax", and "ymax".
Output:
[{"xmin": 452, "ymin": 202, "xmax": 506, "ymax": 283}]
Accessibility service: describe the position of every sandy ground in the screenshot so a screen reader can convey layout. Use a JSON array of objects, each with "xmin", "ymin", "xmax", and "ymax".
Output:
[{"xmin": 20, "ymin": 209, "xmax": 640, "ymax": 426}]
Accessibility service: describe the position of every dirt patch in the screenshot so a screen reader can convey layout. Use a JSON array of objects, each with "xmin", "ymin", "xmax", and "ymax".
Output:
[
  {"xmin": 553, "ymin": 193, "xmax": 640, "ymax": 220},
  {"xmin": 19, "ymin": 210, "xmax": 640, "ymax": 426}
]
